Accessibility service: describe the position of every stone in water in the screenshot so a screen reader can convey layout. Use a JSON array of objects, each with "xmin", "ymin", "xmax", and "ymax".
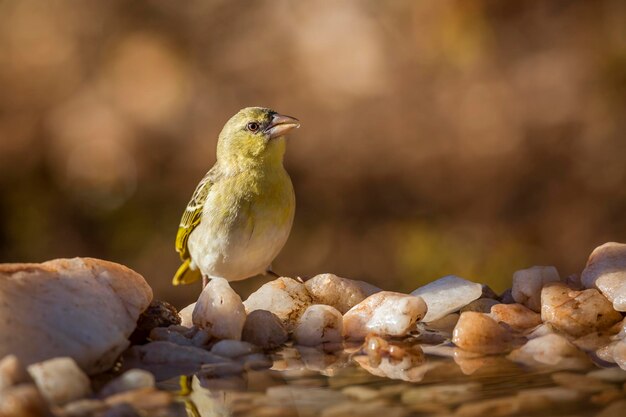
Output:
[{"xmin": 411, "ymin": 275, "xmax": 482, "ymax": 322}]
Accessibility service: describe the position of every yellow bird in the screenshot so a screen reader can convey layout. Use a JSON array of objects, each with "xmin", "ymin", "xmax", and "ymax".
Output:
[{"xmin": 173, "ymin": 107, "xmax": 299, "ymax": 287}]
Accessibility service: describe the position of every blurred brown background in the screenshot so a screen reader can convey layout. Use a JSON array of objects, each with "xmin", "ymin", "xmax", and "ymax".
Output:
[{"xmin": 0, "ymin": 0, "xmax": 625, "ymax": 307}]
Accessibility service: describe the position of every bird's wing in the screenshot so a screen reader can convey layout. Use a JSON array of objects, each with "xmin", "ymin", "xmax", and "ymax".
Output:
[{"xmin": 175, "ymin": 167, "xmax": 218, "ymax": 261}]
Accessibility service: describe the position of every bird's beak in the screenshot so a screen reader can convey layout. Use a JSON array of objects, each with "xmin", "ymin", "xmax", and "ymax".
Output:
[{"xmin": 265, "ymin": 114, "xmax": 300, "ymax": 139}]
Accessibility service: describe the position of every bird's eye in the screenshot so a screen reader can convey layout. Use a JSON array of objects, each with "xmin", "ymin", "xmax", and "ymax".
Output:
[{"xmin": 247, "ymin": 122, "xmax": 260, "ymax": 132}]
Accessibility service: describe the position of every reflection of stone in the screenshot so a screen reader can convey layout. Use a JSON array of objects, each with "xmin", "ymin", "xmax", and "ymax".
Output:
[
  {"xmin": 0, "ymin": 258, "xmax": 152, "ymax": 375},
  {"xmin": 27, "ymin": 357, "xmax": 91, "ymax": 406},
  {"xmin": 507, "ymin": 333, "xmax": 591, "ymax": 371}
]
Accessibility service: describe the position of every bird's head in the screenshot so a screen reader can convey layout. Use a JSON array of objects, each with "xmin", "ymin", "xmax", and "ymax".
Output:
[{"xmin": 216, "ymin": 107, "xmax": 300, "ymax": 166}]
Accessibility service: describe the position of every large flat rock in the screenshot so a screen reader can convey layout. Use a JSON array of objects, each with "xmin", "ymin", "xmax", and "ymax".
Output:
[{"xmin": 0, "ymin": 258, "xmax": 152, "ymax": 375}]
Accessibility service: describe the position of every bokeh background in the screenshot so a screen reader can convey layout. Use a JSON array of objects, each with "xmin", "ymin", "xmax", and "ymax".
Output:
[{"xmin": 0, "ymin": 0, "xmax": 625, "ymax": 307}]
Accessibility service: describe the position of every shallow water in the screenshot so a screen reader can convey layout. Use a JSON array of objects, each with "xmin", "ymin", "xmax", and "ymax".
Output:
[{"xmin": 157, "ymin": 342, "xmax": 626, "ymax": 417}]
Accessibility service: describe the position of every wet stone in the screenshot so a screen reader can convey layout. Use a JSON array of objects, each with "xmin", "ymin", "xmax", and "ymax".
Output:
[
  {"xmin": 581, "ymin": 242, "xmax": 626, "ymax": 312},
  {"xmin": 0, "ymin": 384, "xmax": 52, "ymax": 417},
  {"xmin": 148, "ymin": 326, "xmax": 193, "ymax": 346},
  {"xmin": 341, "ymin": 385, "xmax": 380, "ymax": 401},
  {"xmin": 411, "ymin": 275, "xmax": 483, "ymax": 322},
  {"xmin": 551, "ymin": 371, "xmax": 615, "ymax": 393},
  {"xmin": 0, "ymin": 355, "xmax": 31, "ymax": 392},
  {"xmin": 129, "ymin": 300, "xmax": 180, "ymax": 345},
  {"xmin": 512, "ymin": 265, "xmax": 561, "ymax": 312},
  {"xmin": 294, "ymin": 304, "xmax": 343, "ymax": 346},
  {"xmin": 241, "ymin": 310, "xmax": 288, "ymax": 349},
  {"xmin": 244, "ymin": 277, "xmax": 313, "ymax": 330},
  {"xmin": 304, "ymin": 273, "xmax": 381, "ymax": 314},
  {"xmin": 27, "ymin": 357, "xmax": 92, "ymax": 406},
  {"xmin": 178, "ymin": 302, "xmax": 195, "ymax": 328},
  {"xmin": 460, "ymin": 298, "xmax": 499, "ymax": 313},
  {"xmin": 211, "ymin": 340, "xmax": 260, "ymax": 358},
  {"xmin": 400, "ymin": 382, "xmax": 481, "ymax": 405},
  {"xmin": 452, "ymin": 312, "xmax": 513, "ymax": 354},
  {"xmin": 507, "ymin": 333, "xmax": 591, "ymax": 370},
  {"xmin": 490, "ymin": 303, "xmax": 542, "ymax": 331},
  {"xmin": 193, "ymin": 277, "xmax": 246, "ymax": 340},
  {"xmin": 63, "ymin": 399, "xmax": 107, "ymax": 417},
  {"xmin": 99, "ymin": 369, "xmax": 155, "ymax": 398},
  {"xmin": 541, "ymin": 282, "xmax": 622, "ymax": 337},
  {"xmin": 343, "ymin": 292, "xmax": 427, "ymax": 341}
]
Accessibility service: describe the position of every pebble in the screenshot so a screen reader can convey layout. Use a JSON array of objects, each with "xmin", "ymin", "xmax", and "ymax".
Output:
[
  {"xmin": 244, "ymin": 277, "xmax": 313, "ymax": 330},
  {"xmin": 321, "ymin": 401, "xmax": 408, "ymax": 417},
  {"xmin": 148, "ymin": 326, "xmax": 193, "ymax": 346},
  {"xmin": 489, "ymin": 303, "xmax": 542, "ymax": 330},
  {"xmin": 541, "ymin": 283, "xmax": 622, "ymax": 337},
  {"xmin": 240, "ymin": 353, "xmax": 273, "ymax": 370},
  {"xmin": 341, "ymin": 386, "xmax": 380, "ymax": 401},
  {"xmin": 581, "ymin": 242, "xmax": 626, "ymax": 312},
  {"xmin": 304, "ymin": 273, "xmax": 381, "ymax": 314},
  {"xmin": 425, "ymin": 313, "xmax": 459, "ymax": 333},
  {"xmin": 596, "ymin": 399, "xmax": 626, "ymax": 417},
  {"xmin": 455, "ymin": 395, "xmax": 521, "ymax": 417},
  {"xmin": 452, "ymin": 312, "xmax": 513, "ymax": 354},
  {"xmin": 99, "ymin": 369, "xmax": 155, "ymax": 398},
  {"xmin": 294, "ymin": 305, "xmax": 343, "ymax": 346},
  {"xmin": 27, "ymin": 357, "xmax": 92, "ymax": 406},
  {"xmin": 127, "ymin": 341, "xmax": 226, "ymax": 366},
  {"xmin": 0, "ymin": 384, "xmax": 52, "ymax": 417},
  {"xmin": 507, "ymin": 333, "xmax": 590, "ymax": 370},
  {"xmin": 0, "ymin": 258, "xmax": 152, "ymax": 374},
  {"xmin": 614, "ymin": 340, "xmax": 626, "ymax": 371},
  {"xmin": 129, "ymin": 300, "xmax": 180, "ymax": 344},
  {"xmin": 410, "ymin": 275, "xmax": 482, "ymax": 322},
  {"xmin": 400, "ymin": 382, "xmax": 481, "ymax": 405},
  {"xmin": 199, "ymin": 361, "xmax": 244, "ymax": 377},
  {"xmin": 354, "ymin": 355, "xmax": 432, "ymax": 382},
  {"xmin": 104, "ymin": 387, "xmax": 172, "ymax": 411},
  {"xmin": 511, "ymin": 266, "xmax": 560, "ymax": 312},
  {"xmin": 460, "ymin": 298, "xmax": 499, "ymax": 313},
  {"xmin": 0, "ymin": 355, "xmax": 31, "ymax": 392},
  {"xmin": 178, "ymin": 302, "xmax": 195, "ymax": 328},
  {"xmin": 343, "ymin": 292, "xmax": 427, "ymax": 340},
  {"xmin": 551, "ymin": 371, "xmax": 615, "ymax": 393},
  {"xmin": 63, "ymin": 399, "xmax": 107, "ymax": 417},
  {"xmin": 241, "ymin": 310, "xmax": 288, "ymax": 349},
  {"xmin": 587, "ymin": 367, "xmax": 626, "ymax": 383},
  {"xmin": 211, "ymin": 340, "xmax": 260, "ymax": 358},
  {"xmin": 193, "ymin": 277, "xmax": 246, "ymax": 340},
  {"xmin": 102, "ymin": 403, "xmax": 140, "ymax": 417}
]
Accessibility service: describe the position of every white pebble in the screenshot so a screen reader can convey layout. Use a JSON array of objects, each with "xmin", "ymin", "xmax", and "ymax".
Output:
[
  {"xmin": 507, "ymin": 334, "xmax": 590, "ymax": 370},
  {"xmin": 581, "ymin": 242, "xmax": 626, "ymax": 311},
  {"xmin": 304, "ymin": 273, "xmax": 381, "ymax": 314},
  {"xmin": 27, "ymin": 357, "xmax": 92, "ymax": 406},
  {"xmin": 512, "ymin": 266, "xmax": 560, "ymax": 312},
  {"xmin": 243, "ymin": 277, "xmax": 312, "ymax": 330},
  {"xmin": 294, "ymin": 305, "xmax": 343, "ymax": 346},
  {"xmin": 178, "ymin": 303, "xmax": 196, "ymax": 328},
  {"xmin": 193, "ymin": 278, "xmax": 246, "ymax": 340},
  {"xmin": 411, "ymin": 275, "xmax": 482, "ymax": 322},
  {"xmin": 343, "ymin": 292, "xmax": 427, "ymax": 340}
]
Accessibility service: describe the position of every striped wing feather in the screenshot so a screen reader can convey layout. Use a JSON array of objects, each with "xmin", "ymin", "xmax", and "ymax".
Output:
[{"xmin": 175, "ymin": 168, "xmax": 217, "ymax": 260}]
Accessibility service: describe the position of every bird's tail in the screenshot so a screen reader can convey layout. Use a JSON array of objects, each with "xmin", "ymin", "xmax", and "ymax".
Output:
[{"xmin": 173, "ymin": 259, "xmax": 202, "ymax": 285}]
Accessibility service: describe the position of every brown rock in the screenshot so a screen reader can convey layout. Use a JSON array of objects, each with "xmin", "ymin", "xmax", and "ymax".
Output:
[
  {"xmin": 490, "ymin": 303, "xmax": 542, "ymax": 331},
  {"xmin": 452, "ymin": 312, "xmax": 513, "ymax": 354},
  {"xmin": 541, "ymin": 283, "xmax": 622, "ymax": 337}
]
